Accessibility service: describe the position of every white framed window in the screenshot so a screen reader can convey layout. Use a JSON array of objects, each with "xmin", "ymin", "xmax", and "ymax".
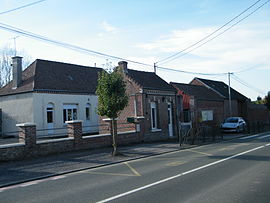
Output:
[
  {"xmin": 46, "ymin": 103, "xmax": 54, "ymax": 124},
  {"xmin": 63, "ymin": 104, "xmax": 78, "ymax": 123},
  {"xmin": 85, "ymin": 103, "xmax": 91, "ymax": 121},
  {"xmin": 201, "ymin": 110, "xmax": 213, "ymax": 121},
  {"xmin": 151, "ymin": 102, "xmax": 157, "ymax": 129}
]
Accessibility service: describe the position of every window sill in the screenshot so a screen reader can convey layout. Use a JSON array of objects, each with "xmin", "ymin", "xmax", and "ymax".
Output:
[{"xmin": 151, "ymin": 128, "xmax": 162, "ymax": 132}]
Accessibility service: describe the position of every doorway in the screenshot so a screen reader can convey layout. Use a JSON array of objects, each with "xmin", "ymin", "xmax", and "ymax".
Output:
[{"xmin": 168, "ymin": 103, "xmax": 173, "ymax": 137}]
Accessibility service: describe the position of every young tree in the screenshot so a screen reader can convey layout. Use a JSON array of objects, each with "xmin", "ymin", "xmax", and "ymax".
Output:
[
  {"xmin": 265, "ymin": 91, "xmax": 270, "ymax": 111},
  {"xmin": 96, "ymin": 70, "xmax": 128, "ymax": 156}
]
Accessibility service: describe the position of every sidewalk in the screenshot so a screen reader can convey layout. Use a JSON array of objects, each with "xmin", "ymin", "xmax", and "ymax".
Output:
[{"xmin": 0, "ymin": 133, "xmax": 249, "ymax": 188}]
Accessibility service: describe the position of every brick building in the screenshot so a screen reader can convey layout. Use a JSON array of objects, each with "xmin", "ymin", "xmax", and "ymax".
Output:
[
  {"xmin": 190, "ymin": 77, "xmax": 249, "ymax": 119},
  {"xmin": 171, "ymin": 82, "xmax": 224, "ymax": 127},
  {"xmin": 100, "ymin": 61, "xmax": 177, "ymax": 142}
]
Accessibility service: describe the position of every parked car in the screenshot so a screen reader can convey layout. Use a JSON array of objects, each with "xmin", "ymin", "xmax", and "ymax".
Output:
[{"xmin": 220, "ymin": 117, "xmax": 246, "ymax": 133}]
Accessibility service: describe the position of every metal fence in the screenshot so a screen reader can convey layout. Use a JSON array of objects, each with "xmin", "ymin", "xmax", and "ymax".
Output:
[
  {"xmin": 180, "ymin": 121, "xmax": 270, "ymax": 146},
  {"xmin": 0, "ymin": 121, "xmax": 136, "ymax": 146}
]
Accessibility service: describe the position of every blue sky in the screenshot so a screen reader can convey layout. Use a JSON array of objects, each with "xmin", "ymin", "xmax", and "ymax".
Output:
[{"xmin": 0, "ymin": 0, "xmax": 269, "ymax": 100}]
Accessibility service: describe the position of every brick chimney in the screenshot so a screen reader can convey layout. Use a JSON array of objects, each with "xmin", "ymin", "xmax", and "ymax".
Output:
[
  {"xmin": 118, "ymin": 61, "xmax": 128, "ymax": 74},
  {"xmin": 12, "ymin": 56, "xmax": 22, "ymax": 89}
]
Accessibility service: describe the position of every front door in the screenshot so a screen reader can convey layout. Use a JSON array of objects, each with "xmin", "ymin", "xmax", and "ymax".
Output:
[
  {"xmin": 168, "ymin": 103, "xmax": 173, "ymax": 137},
  {"xmin": 85, "ymin": 104, "xmax": 91, "ymax": 133},
  {"xmin": 47, "ymin": 104, "xmax": 54, "ymax": 134}
]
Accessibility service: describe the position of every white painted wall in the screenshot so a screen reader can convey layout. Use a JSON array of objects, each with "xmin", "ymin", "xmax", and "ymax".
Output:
[
  {"xmin": 0, "ymin": 92, "xmax": 99, "ymax": 136},
  {"xmin": 33, "ymin": 93, "xmax": 99, "ymax": 136},
  {"xmin": 0, "ymin": 92, "xmax": 34, "ymax": 134}
]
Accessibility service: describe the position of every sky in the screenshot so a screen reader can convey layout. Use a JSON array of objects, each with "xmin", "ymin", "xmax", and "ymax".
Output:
[{"xmin": 0, "ymin": 0, "xmax": 269, "ymax": 100}]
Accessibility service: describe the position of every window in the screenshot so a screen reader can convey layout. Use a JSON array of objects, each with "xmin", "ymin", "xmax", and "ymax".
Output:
[
  {"xmin": 201, "ymin": 110, "xmax": 213, "ymax": 121},
  {"xmin": 151, "ymin": 102, "xmax": 157, "ymax": 129},
  {"xmin": 86, "ymin": 103, "xmax": 90, "ymax": 120},
  {"xmin": 63, "ymin": 104, "xmax": 78, "ymax": 123},
  {"xmin": 47, "ymin": 103, "xmax": 54, "ymax": 124}
]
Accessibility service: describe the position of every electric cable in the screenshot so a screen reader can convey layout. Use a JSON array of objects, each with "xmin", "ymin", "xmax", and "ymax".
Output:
[
  {"xmin": 232, "ymin": 74, "xmax": 265, "ymax": 95},
  {"xmin": 156, "ymin": 66, "xmax": 228, "ymax": 76},
  {"xmin": 0, "ymin": 22, "xmax": 153, "ymax": 67},
  {"xmin": 0, "ymin": 0, "xmax": 46, "ymax": 16},
  {"xmin": 157, "ymin": 0, "xmax": 269, "ymax": 65}
]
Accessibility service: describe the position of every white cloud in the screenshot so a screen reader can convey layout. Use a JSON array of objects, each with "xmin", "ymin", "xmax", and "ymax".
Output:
[
  {"xmin": 136, "ymin": 23, "xmax": 270, "ymax": 74},
  {"xmin": 134, "ymin": 23, "xmax": 270, "ymax": 100},
  {"xmin": 100, "ymin": 21, "xmax": 117, "ymax": 33},
  {"xmin": 137, "ymin": 27, "xmax": 215, "ymax": 53}
]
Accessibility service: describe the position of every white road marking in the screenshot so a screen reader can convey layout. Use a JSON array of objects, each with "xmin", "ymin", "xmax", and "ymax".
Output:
[
  {"xmin": 49, "ymin": 175, "xmax": 66, "ymax": 180},
  {"xmin": 0, "ymin": 175, "xmax": 66, "ymax": 192},
  {"xmin": 239, "ymin": 134, "xmax": 262, "ymax": 140},
  {"xmin": 96, "ymin": 143, "xmax": 270, "ymax": 203},
  {"xmin": 258, "ymin": 134, "xmax": 270, "ymax": 139}
]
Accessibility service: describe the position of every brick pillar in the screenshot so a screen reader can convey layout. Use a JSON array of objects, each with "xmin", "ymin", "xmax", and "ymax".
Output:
[
  {"xmin": 66, "ymin": 120, "xmax": 83, "ymax": 145},
  {"xmin": 16, "ymin": 123, "xmax": 36, "ymax": 147}
]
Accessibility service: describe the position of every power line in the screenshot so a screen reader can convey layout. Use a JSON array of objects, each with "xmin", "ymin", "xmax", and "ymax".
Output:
[
  {"xmin": 232, "ymin": 74, "xmax": 265, "ymax": 95},
  {"xmin": 0, "ymin": 21, "xmax": 265, "ymax": 78},
  {"xmin": 158, "ymin": 0, "xmax": 270, "ymax": 65},
  {"xmin": 0, "ymin": 0, "xmax": 46, "ymax": 15},
  {"xmin": 156, "ymin": 66, "xmax": 228, "ymax": 76},
  {"xmin": 157, "ymin": 0, "xmax": 269, "ymax": 65},
  {"xmin": 0, "ymin": 18, "xmax": 266, "ymax": 77},
  {"xmin": 0, "ymin": 22, "xmax": 153, "ymax": 68},
  {"xmin": 0, "ymin": 22, "xmax": 241, "ymax": 76},
  {"xmin": 0, "ymin": 22, "xmax": 254, "ymax": 76},
  {"xmin": 157, "ymin": 0, "xmax": 261, "ymax": 64},
  {"xmin": 234, "ymin": 65, "xmax": 261, "ymax": 73}
]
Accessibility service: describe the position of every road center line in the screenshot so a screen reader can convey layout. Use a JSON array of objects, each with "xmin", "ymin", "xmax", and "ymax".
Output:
[{"xmin": 96, "ymin": 143, "xmax": 269, "ymax": 203}]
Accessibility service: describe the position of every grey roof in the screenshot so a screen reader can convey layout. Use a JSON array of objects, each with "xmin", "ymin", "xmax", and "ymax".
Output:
[
  {"xmin": 127, "ymin": 69, "xmax": 175, "ymax": 92},
  {"xmin": 171, "ymin": 82, "xmax": 224, "ymax": 101},
  {"xmin": 192, "ymin": 77, "xmax": 248, "ymax": 101},
  {"xmin": 0, "ymin": 59, "xmax": 102, "ymax": 96}
]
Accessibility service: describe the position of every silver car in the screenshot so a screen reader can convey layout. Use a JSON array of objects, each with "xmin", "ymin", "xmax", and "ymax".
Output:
[{"xmin": 220, "ymin": 117, "xmax": 246, "ymax": 133}]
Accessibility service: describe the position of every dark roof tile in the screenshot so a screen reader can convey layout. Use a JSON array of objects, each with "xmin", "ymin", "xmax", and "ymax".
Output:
[
  {"xmin": 171, "ymin": 82, "xmax": 224, "ymax": 101},
  {"xmin": 0, "ymin": 59, "xmax": 102, "ymax": 96},
  {"xmin": 193, "ymin": 77, "xmax": 248, "ymax": 101},
  {"xmin": 127, "ymin": 69, "xmax": 175, "ymax": 92}
]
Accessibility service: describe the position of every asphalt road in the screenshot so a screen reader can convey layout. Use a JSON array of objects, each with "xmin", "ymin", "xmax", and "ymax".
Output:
[{"xmin": 1, "ymin": 133, "xmax": 270, "ymax": 203}]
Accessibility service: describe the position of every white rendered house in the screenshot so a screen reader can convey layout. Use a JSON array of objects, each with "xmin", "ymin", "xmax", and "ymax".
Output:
[{"xmin": 0, "ymin": 57, "xmax": 102, "ymax": 136}]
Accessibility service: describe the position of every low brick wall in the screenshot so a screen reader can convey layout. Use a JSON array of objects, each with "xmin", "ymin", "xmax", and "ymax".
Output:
[
  {"xmin": 0, "ymin": 143, "xmax": 26, "ymax": 160},
  {"xmin": 0, "ymin": 121, "xmax": 142, "ymax": 161},
  {"xmin": 143, "ymin": 129, "xmax": 171, "ymax": 142},
  {"xmin": 0, "ymin": 118, "xmax": 177, "ymax": 161}
]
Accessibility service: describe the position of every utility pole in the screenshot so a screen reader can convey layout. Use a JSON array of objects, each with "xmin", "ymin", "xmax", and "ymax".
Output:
[
  {"xmin": 154, "ymin": 63, "xmax": 157, "ymax": 74},
  {"xmin": 228, "ymin": 72, "xmax": 233, "ymax": 117}
]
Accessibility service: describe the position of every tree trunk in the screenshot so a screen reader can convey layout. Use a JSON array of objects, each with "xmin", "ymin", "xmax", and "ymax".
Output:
[{"xmin": 111, "ymin": 118, "xmax": 118, "ymax": 156}]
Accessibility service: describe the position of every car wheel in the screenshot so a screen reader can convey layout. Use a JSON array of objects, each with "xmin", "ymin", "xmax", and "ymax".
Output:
[{"xmin": 236, "ymin": 127, "xmax": 240, "ymax": 133}]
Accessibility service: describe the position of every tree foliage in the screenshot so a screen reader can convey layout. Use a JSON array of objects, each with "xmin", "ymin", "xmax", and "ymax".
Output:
[
  {"xmin": 254, "ymin": 96, "xmax": 265, "ymax": 104},
  {"xmin": 96, "ymin": 70, "xmax": 128, "ymax": 118},
  {"xmin": 265, "ymin": 91, "xmax": 270, "ymax": 111},
  {"xmin": 96, "ymin": 70, "xmax": 128, "ymax": 156}
]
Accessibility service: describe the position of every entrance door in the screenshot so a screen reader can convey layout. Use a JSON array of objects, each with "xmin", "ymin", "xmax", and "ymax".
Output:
[
  {"xmin": 85, "ymin": 103, "xmax": 91, "ymax": 133},
  {"xmin": 168, "ymin": 103, "xmax": 173, "ymax": 137},
  {"xmin": 47, "ymin": 104, "xmax": 54, "ymax": 134}
]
